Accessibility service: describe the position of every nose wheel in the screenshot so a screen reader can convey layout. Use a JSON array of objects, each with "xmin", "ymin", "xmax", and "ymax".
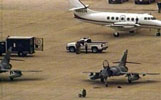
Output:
[
  {"xmin": 113, "ymin": 32, "xmax": 120, "ymax": 37},
  {"xmin": 156, "ymin": 29, "xmax": 161, "ymax": 36},
  {"xmin": 156, "ymin": 32, "xmax": 161, "ymax": 36}
]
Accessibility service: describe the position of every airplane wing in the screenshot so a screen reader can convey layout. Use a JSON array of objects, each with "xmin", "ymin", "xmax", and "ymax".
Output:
[
  {"xmin": 83, "ymin": 71, "xmax": 99, "ymax": 74},
  {"xmin": 121, "ymin": 72, "xmax": 160, "ymax": 76},
  {"xmin": 107, "ymin": 22, "xmax": 140, "ymax": 31}
]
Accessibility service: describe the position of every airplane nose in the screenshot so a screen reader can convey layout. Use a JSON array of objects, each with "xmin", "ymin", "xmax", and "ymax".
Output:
[{"xmin": 155, "ymin": 20, "xmax": 161, "ymax": 27}]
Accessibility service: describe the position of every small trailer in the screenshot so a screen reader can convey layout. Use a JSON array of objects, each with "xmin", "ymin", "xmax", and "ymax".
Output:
[
  {"xmin": 135, "ymin": 0, "xmax": 155, "ymax": 4},
  {"xmin": 0, "ymin": 36, "xmax": 43, "ymax": 57},
  {"xmin": 108, "ymin": 0, "xmax": 128, "ymax": 4}
]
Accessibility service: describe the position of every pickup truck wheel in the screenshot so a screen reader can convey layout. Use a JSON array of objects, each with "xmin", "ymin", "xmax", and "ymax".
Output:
[
  {"xmin": 18, "ymin": 52, "xmax": 26, "ymax": 57},
  {"xmin": 92, "ymin": 47, "xmax": 98, "ymax": 53},
  {"xmin": 9, "ymin": 77, "xmax": 14, "ymax": 81},
  {"xmin": 69, "ymin": 47, "xmax": 75, "ymax": 52},
  {"xmin": 18, "ymin": 52, "xmax": 23, "ymax": 57},
  {"xmin": 23, "ymin": 53, "xmax": 27, "ymax": 57}
]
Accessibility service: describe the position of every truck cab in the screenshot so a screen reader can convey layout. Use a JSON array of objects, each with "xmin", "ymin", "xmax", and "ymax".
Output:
[{"xmin": 66, "ymin": 37, "xmax": 108, "ymax": 53}]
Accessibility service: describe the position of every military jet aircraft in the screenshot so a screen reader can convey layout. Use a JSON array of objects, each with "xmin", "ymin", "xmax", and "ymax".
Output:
[
  {"xmin": 0, "ymin": 47, "xmax": 41, "ymax": 80},
  {"xmin": 84, "ymin": 50, "xmax": 160, "ymax": 87}
]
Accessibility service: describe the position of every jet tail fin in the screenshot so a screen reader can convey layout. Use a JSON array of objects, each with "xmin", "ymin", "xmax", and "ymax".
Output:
[
  {"xmin": 1, "ymin": 47, "xmax": 12, "ymax": 64},
  {"xmin": 119, "ymin": 49, "xmax": 128, "ymax": 66},
  {"xmin": 69, "ymin": 0, "xmax": 87, "ymax": 11}
]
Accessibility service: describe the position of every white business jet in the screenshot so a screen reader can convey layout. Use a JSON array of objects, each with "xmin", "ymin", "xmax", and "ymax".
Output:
[{"xmin": 69, "ymin": 0, "xmax": 161, "ymax": 37}]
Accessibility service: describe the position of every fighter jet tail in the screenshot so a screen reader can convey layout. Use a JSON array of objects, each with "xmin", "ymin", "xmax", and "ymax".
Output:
[
  {"xmin": 119, "ymin": 49, "xmax": 128, "ymax": 66},
  {"xmin": 69, "ymin": 0, "xmax": 86, "ymax": 10},
  {"xmin": 1, "ymin": 47, "xmax": 12, "ymax": 64}
]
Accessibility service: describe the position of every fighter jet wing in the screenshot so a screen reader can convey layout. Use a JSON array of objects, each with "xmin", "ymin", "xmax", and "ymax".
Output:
[
  {"xmin": 0, "ymin": 69, "xmax": 42, "ymax": 72},
  {"xmin": 121, "ymin": 72, "xmax": 160, "ymax": 76},
  {"xmin": 83, "ymin": 71, "xmax": 99, "ymax": 73},
  {"xmin": 11, "ymin": 69, "xmax": 42, "ymax": 72}
]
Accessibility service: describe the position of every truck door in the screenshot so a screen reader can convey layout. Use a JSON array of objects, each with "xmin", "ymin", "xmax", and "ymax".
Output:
[
  {"xmin": 34, "ymin": 38, "xmax": 43, "ymax": 51},
  {"xmin": 80, "ymin": 44, "xmax": 85, "ymax": 50}
]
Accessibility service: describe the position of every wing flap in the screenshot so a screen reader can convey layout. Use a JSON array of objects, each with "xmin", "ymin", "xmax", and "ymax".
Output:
[{"xmin": 121, "ymin": 72, "xmax": 160, "ymax": 75}]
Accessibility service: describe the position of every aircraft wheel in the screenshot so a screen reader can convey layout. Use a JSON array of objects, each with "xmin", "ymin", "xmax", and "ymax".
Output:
[
  {"xmin": 9, "ymin": 77, "xmax": 14, "ymax": 81},
  {"xmin": 156, "ymin": 32, "xmax": 161, "ymax": 36},
  {"xmin": 113, "ymin": 32, "xmax": 120, "ymax": 37},
  {"xmin": 101, "ymin": 78, "xmax": 104, "ymax": 83},
  {"xmin": 128, "ymin": 79, "xmax": 132, "ymax": 83},
  {"xmin": 105, "ymin": 83, "xmax": 108, "ymax": 87},
  {"xmin": 129, "ymin": 30, "xmax": 135, "ymax": 33}
]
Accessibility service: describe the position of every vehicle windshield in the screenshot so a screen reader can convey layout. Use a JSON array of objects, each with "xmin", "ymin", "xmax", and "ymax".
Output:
[{"xmin": 87, "ymin": 39, "xmax": 92, "ymax": 43}]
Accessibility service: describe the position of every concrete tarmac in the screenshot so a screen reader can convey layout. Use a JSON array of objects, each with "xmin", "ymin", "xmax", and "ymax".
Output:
[{"xmin": 0, "ymin": 0, "xmax": 161, "ymax": 100}]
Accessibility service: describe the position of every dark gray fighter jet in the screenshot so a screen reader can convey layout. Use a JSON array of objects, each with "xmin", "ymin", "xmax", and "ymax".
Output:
[
  {"xmin": 0, "ymin": 47, "xmax": 41, "ymax": 80},
  {"xmin": 84, "ymin": 50, "xmax": 160, "ymax": 87}
]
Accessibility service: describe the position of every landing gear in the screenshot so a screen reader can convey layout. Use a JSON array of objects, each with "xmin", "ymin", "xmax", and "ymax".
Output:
[
  {"xmin": 100, "ymin": 78, "xmax": 104, "ymax": 83},
  {"xmin": 128, "ymin": 79, "xmax": 132, "ymax": 84},
  {"xmin": 156, "ymin": 29, "xmax": 161, "ymax": 36},
  {"xmin": 129, "ymin": 30, "xmax": 135, "ymax": 33},
  {"xmin": 113, "ymin": 32, "xmax": 120, "ymax": 37},
  {"xmin": 156, "ymin": 32, "xmax": 161, "ymax": 36},
  {"xmin": 9, "ymin": 77, "xmax": 14, "ymax": 81},
  {"xmin": 105, "ymin": 83, "xmax": 108, "ymax": 87},
  {"xmin": 104, "ymin": 78, "xmax": 108, "ymax": 87}
]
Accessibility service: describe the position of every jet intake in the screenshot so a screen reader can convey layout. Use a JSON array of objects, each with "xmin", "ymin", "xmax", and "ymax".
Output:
[
  {"xmin": 9, "ymin": 70, "xmax": 22, "ymax": 79},
  {"xmin": 90, "ymin": 73, "xmax": 100, "ymax": 80},
  {"xmin": 127, "ymin": 74, "xmax": 140, "ymax": 82}
]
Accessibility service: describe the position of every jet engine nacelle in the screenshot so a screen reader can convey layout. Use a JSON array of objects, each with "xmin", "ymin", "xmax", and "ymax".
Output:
[
  {"xmin": 89, "ymin": 73, "xmax": 100, "ymax": 80},
  {"xmin": 9, "ymin": 64, "xmax": 12, "ymax": 69},
  {"xmin": 10, "ymin": 70, "xmax": 22, "ymax": 79},
  {"xmin": 127, "ymin": 74, "xmax": 140, "ymax": 83}
]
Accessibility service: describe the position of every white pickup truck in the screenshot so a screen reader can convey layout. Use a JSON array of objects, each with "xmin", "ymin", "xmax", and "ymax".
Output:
[{"xmin": 66, "ymin": 38, "xmax": 108, "ymax": 53}]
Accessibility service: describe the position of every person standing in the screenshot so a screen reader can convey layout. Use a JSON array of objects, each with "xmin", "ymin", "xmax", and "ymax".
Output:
[
  {"xmin": 85, "ymin": 43, "xmax": 88, "ymax": 54},
  {"xmin": 76, "ymin": 41, "xmax": 81, "ymax": 54},
  {"xmin": 82, "ymin": 89, "xmax": 86, "ymax": 97},
  {"xmin": 157, "ymin": 2, "xmax": 161, "ymax": 13}
]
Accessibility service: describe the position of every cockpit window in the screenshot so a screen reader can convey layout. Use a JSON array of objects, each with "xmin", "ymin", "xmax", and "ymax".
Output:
[
  {"xmin": 116, "ymin": 17, "xmax": 119, "ymax": 20},
  {"xmin": 151, "ymin": 17, "xmax": 156, "ymax": 20},
  {"xmin": 131, "ymin": 18, "xmax": 134, "ymax": 21},
  {"xmin": 144, "ymin": 17, "xmax": 147, "ymax": 20}
]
